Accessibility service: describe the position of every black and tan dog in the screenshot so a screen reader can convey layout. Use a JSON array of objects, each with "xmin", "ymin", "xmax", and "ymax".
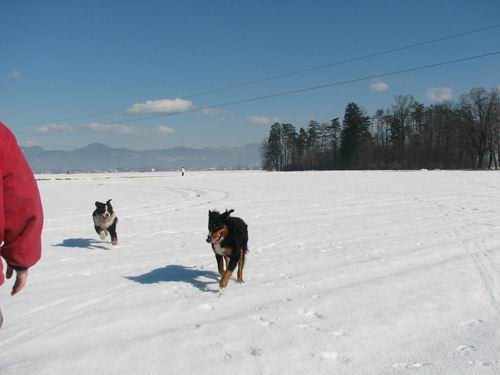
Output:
[
  {"xmin": 93, "ymin": 199, "xmax": 118, "ymax": 245},
  {"xmin": 206, "ymin": 209, "xmax": 248, "ymax": 288}
]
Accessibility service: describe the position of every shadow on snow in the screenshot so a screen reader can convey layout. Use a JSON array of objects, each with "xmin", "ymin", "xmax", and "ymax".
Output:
[
  {"xmin": 53, "ymin": 238, "xmax": 110, "ymax": 250},
  {"xmin": 125, "ymin": 265, "xmax": 220, "ymax": 292}
]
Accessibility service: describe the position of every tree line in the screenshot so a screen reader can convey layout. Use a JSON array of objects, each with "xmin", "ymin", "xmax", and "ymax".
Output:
[{"xmin": 261, "ymin": 87, "xmax": 500, "ymax": 170}]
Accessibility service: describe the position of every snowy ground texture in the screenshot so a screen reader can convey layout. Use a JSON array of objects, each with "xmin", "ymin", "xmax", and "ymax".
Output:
[{"xmin": 1, "ymin": 170, "xmax": 499, "ymax": 375}]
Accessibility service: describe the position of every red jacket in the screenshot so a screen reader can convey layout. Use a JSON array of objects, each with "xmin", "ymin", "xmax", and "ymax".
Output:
[{"xmin": 0, "ymin": 122, "xmax": 43, "ymax": 285}]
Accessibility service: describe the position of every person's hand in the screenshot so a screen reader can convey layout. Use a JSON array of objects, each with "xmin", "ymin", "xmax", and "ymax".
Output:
[{"xmin": 6, "ymin": 265, "xmax": 28, "ymax": 296}]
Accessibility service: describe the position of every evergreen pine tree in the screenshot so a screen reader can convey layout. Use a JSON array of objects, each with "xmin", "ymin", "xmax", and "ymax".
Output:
[{"xmin": 340, "ymin": 103, "xmax": 371, "ymax": 168}]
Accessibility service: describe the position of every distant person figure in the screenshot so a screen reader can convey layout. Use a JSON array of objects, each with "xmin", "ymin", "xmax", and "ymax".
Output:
[
  {"xmin": 181, "ymin": 167, "xmax": 185, "ymax": 177},
  {"xmin": 0, "ymin": 122, "xmax": 44, "ymax": 328}
]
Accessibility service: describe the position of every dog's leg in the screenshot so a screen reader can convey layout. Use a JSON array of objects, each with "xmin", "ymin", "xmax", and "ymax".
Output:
[
  {"xmin": 95, "ymin": 226, "xmax": 107, "ymax": 240},
  {"xmin": 220, "ymin": 256, "xmax": 238, "ymax": 288},
  {"xmin": 108, "ymin": 219, "xmax": 118, "ymax": 245},
  {"xmin": 224, "ymin": 256, "xmax": 231, "ymax": 271},
  {"xmin": 215, "ymin": 254, "xmax": 224, "ymax": 275},
  {"xmin": 237, "ymin": 248, "xmax": 245, "ymax": 283}
]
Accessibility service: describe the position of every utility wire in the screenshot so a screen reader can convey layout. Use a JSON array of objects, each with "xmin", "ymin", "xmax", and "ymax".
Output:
[
  {"xmin": 13, "ymin": 23, "xmax": 500, "ymax": 127},
  {"xmin": 75, "ymin": 50, "xmax": 500, "ymax": 126},
  {"xmin": 183, "ymin": 23, "xmax": 500, "ymax": 98}
]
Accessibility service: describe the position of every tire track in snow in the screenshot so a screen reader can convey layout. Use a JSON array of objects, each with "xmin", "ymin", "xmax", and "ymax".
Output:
[
  {"xmin": 0, "ymin": 282, "xmax": 137, "ymax": 353},
  {"xmin": 418, "ymin": 188, "xmax": 500, "ymax": 316},
  {"xmin": 8, "ymin": 185, "xmax": 232, "ymax": 351}
]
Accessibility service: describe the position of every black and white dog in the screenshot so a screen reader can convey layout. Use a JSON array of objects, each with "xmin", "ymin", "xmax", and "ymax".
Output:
[{"xmin": 93, "ymin": 199, "xmax": 118, "ymax": 245}]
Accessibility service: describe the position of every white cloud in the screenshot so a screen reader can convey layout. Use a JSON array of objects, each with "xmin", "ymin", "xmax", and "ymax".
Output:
[
  {"xmin": 155, "ymin": 126, "xmax": 175, "ymax": 136},
  {"xmin": 86, "ymin": 122, "xmax": 139, "ymax": 134},
  {"xmin": 370, "ymin": 79, "xmax": 389, "ymax": 92},
  {"xmin": 201, "ymin": 108, "xmax": 222, "ymax": 116},
  {"xmin": 127, "ymin": 98, "xmax": 193, "ymax": 114},
  {"xmin": 86, "ymin": 123, "xmax": 175, "ymax": 137},
  {"xmin": 426, "ymin": 87, "xmax": 453, "ymax": 102},
  {"xmin": 35, "ymin": 124, "xmax": 73, "ymax": 134},
  {"xmin": 247, "ymin": 115, "xmax": 282, "ymax": 126},
  {"xmin": 19, "ymin": 140, "xmax": 38, "ymax": 147},
  {"xmin": 8, "ymin": 68, "xmax": 22, "ymax": 80}
]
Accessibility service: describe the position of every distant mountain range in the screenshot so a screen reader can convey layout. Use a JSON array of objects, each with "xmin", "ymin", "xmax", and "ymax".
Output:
[{"xmin": 22, "ymin": 143, "xmax": 261, "ymax": 173}]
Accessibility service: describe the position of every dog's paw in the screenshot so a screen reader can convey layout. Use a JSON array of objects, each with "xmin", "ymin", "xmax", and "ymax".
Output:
[
  {"xmin": 236, "ymin": 278, "xmax": 245, "ymax": 283},
  {"xmin": 219, "ymin": 279, "xmax": 228, "ymax": 288},
  {"xmin": 111, "ymin": 238, "xmax": 118, "ymax": 246},
  {"xmin": 99, "ymin": 231, "xmax": 107, "ymax": 240},
  {"xmin": 219, "ymin": 271, "xmax": 232, "ymax": 288}
]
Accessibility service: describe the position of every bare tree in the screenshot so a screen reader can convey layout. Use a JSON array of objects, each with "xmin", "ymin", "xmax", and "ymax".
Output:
[{"xmin": 458, "ymin": 88, "xmax": 498, "ymax": 168}]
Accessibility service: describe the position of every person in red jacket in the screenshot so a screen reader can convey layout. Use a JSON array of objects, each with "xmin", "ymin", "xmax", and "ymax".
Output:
[{"xmin": 0, "ymin": 122, "xmax": 43, "ymax": 328}]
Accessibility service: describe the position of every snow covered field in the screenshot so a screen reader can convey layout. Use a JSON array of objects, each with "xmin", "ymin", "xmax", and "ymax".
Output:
[{"xmin": 1, "ymin": 170, "xmax": 499, "ymax": 375}]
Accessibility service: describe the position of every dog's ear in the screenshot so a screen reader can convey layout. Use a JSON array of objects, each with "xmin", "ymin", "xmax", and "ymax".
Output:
[
  {"xmin": 221, "ymin": 209, "xmax": 234, "ymax": 219},
  {"xmin": 106, "ymin": 199, "xmax": 112, "ymax": 204},
  {"xmin": 95, "ymin": 201, "xmax": 101, "ymax": 207}
]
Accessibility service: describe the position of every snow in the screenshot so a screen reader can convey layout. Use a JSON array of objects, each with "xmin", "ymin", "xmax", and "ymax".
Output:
[{"xmin": 1, "ymin": 170, "xmax": 499, "ymax": 374}]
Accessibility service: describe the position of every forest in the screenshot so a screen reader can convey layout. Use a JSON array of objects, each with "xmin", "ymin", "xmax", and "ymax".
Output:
[{"xmin": 261, "ymin": 87, "xmax": 500, "ymax": 170}]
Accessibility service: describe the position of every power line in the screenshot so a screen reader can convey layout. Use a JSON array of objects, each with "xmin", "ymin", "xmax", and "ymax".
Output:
[
  {"xmin": 74, "ymin": 50, "xmax": 500, "ymax": 126},
  {"xmin": 183, "ymin": 23, "xmax": 500, "ymax": 98},
  {"xmin": 13, "ymin": 23, "xmax": 500, "ymax": 127}
]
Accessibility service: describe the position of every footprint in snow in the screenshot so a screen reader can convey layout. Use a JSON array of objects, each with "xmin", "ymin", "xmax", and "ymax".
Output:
[
  {"xmin": 249, "ymin": 347, "xmax": 262, "ymax": 357},
  {"xmin": 77, "ymin": 271, "xmax": 91, "ymax": 276},
  {"xmin": 467, "ymin": 360, "xmax": 497, "ymax": 367},
  {"xmin": 296, "ymin": 323, "xmax": 318, "ymax": 331},
  {"xmin": 392, "ymin": 362, "xmax": 428, "ymax": 369},
  {"xmin": 459, "ymin": 319, "xmax": 483, "ymax": 326},
  {"xmin": 296, "ymin": 324, "xmax": 345, "ymax": 337},
  {"xmin": 252, "ymin": 315, "xmax": 275, "ymax": 327},
  {"xmin": 262, "ymin": 281, "xmax": 276, "ymax": 287},
  {"xmin": 314, "ymin": 351, "xmax": 348, "ymax": 363},
  {"xmin": 321, "ymin": 351, "xmax": 340, "ymax": 361},
  {"xmin": 298, "ymin": 309, "xmax": 327, "ymax": 319},
  {"xmin": 328, "ymin": 330, "xmax": 346, "ymax": 337},
  {"xmin": 449, "ymin": 345, "xmax": 476, "ymax": 357}
]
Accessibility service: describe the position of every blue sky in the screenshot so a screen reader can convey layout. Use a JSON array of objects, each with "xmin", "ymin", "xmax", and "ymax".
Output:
[{"xmin": 1, "ymin": 0, "xmax": 499, "ymax": 150}]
